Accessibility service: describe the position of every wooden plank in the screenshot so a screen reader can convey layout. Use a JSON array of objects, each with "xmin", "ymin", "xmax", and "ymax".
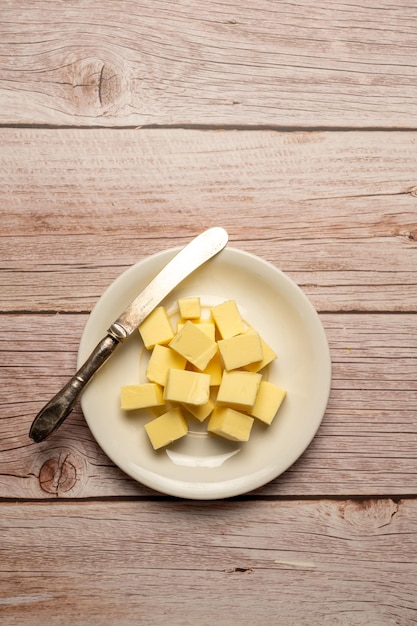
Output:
[
  {"xmin": 1, "ymin": 1, "xmax": 417, "ymax": 128},
  {"xmin": 1, "ymin": 499, "xmax": 416, "ymax": 625},
  {"xmin": 1, "ymin": 312, "xmax": 416, "ymax": 499},
  {"xmin": 1, "ymin": 128, "xmax": 417, "ymax": 313}
]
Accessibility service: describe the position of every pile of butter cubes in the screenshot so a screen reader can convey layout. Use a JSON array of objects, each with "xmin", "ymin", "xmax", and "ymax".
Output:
[{"xmin": 120, "ymin": 298, "xmax": 286, "ymax": 450}]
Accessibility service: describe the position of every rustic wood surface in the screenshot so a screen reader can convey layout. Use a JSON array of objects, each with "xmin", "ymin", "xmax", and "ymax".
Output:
[
  {"xmin": 1, "ymin": 499, "xmax": 416, "ymax": 626},
  {"xmin": 1, "ymin": 2, "xmax": 417, "ymax": 624},
  {"xmin": 2, "ymin": 1, "xmax": 417, "ymax": 128}
]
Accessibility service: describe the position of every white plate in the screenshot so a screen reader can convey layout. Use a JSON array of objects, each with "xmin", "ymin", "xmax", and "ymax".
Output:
[{"xmin": 78, "ymin": 247, "xmax": 331, "ymax": 499}]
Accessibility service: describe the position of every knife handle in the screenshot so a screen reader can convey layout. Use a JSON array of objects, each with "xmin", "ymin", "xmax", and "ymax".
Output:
[{"xmin": 29, "ymin": 334, "xmax": 119, "ymax": 443}]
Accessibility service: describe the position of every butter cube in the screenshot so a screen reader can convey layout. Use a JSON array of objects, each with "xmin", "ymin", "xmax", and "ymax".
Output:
[
  {"xmin": 121, "ymin": 383, "xmax": 164, "ymax": 411},
  {"xmin": 218, "ymin": 329, "xmax": 263, "ymax": 370},
  {"xmin": 150, "ymin": 402, "xmax": 174, "ymax": 417},
  {"xmin": 196, "ymin": 351, "xmax": 223, "ymax": 386},
  {"xmin": 144, "ymin": 407, "xmax": 188, "ymax": 450},
  {"xmin": 178, "ymin": 297, "xmax": 201, "ymax": 319},
  {"xmin": 164, "ymin": 368, "xmax": 210, "ymax": 405},
  {"xmin": 169, "ymin": 320, "xmax": 217, "ymax": 371},
  {"xmin": 243, "ymin": 336, "xmax": 277, "ymax": 372},
  {"xmin": 210, "ymin": 300, "xmax": 245, "ymax": 339},
  {"xmin": 146, "ymin": 344, "xmax": 187, "ymax": 386},
  {"xmin": 217, "ymin": 370, "xmax": 262, "ymax": 410},
  {"xmin": 138, "ymin": 306, "xmax": 174, "ymax": 350},
  {"xmin": 208, "ymin": 406, "xmax": 254, "ymax": 442},
  {"xmin": 250, "ymin": 381, "xmax": 286, "ymax": 425},
  {"xmin": 177, "ymin": 321, "xmax": 216, "ymax": 342},
  {"xmin": 183, "ymin": 398, "xmax": 215, "ymax": 422}
]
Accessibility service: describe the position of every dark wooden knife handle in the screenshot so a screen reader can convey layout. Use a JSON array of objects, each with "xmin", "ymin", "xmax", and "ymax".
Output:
[{"xmin": 29, "ymin": 334, "xmax": 119, "ymax": 443}]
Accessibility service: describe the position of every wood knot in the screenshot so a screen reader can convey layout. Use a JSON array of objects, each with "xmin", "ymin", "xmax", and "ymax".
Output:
[
  {"xmin": 339, "ymin": 499, "xmax": 399, "ymax": 530},
  {"xmin": 409, "ymin": 186, "xmax": 417, "ymax": 197},
  {"xmin": 67, "ymin": 56, "xmax": 125, "ymax": 116},
  {"xmin": 225, "ymin": 566, "xmax": 253, "ymax": 573},
  {"xmin": 39, "ymin": 450, "xmax": 83, "ymax": 496}
]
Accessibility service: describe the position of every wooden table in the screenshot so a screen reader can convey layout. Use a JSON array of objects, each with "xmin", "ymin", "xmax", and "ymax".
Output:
[{"xmin": 1, "ymin": 2, "xmax": 417, "ymax": 624}]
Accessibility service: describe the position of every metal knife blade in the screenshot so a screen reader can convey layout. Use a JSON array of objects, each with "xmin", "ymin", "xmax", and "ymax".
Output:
[{"xmin": 29, "ymin": 227, "xmax": 228, "ymax": 443}]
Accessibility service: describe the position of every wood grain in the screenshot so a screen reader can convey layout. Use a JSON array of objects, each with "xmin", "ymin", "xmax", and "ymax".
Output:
[
  {"xmin": 1, "ymin": 1, "xmax": 417, "ymax": 128},
  {"xmin": 1, "ymin": 128, "xmax": 417, "ymax": 313},
  {"xmin": 1, "ymin": 499, "xmax": 416, "ymax": 625},
  {"xmin": 1, "ymin": 312, "xmax": 416, "ymax": 499}
]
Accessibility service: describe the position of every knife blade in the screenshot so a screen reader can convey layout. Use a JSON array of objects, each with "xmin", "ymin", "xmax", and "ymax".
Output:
[{"xmin": 29, "ymin": 227, "xmax": 228, "ymax": 443}]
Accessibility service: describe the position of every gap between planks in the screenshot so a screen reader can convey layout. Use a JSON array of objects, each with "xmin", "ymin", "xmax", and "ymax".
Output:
[
  {"xmin": 0, "ymin": 494, "xmax": 415, "ymax": 504},
  {"xmin": 2, "ymin": 124, "xmax": 417, "ymax": 131}
]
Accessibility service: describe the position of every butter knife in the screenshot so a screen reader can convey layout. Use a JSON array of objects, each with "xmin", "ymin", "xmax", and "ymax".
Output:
[{"xmin": 29, "ymin": 227, "xmax": 228, "ymax": 443}]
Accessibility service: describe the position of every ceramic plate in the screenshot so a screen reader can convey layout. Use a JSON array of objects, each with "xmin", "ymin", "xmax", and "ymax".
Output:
[{"xmin": 78, "ymin": 246, "xmax": 331, "ymax": 499}]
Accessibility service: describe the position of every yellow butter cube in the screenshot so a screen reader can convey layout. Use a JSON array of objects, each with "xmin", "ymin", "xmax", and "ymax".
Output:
[
  {"xmin": 144, "ymin": 407, "xmax": 188, "ymax": 450},
  {"xmin": 208, "ymin": 406, "xmax": 254, "ymax": 442},
  {"xmin": 177, "ymin": 321, "xmax": 216, "ymax": 342},
  {"xmin": 250, "ymin": 381, "xmax": 286, "ymax": 425},
  {"xmin": 146, "ymin": 344, "xmax": 187, "ymax": 386},
  {"xmin": 178, "ymin": 297, "xmax": 201, "ymax": 319},
  {"xmin": 210, "ymin": 300, "xmax": 245, "ymax": 339},
  {"xmin": 190, "ymin": 351, "xmax": 222, "ymax": 386},
  {"xmin": 169, "ymin": 320, "xmax": 218, "ymax": 371},
  {"xmin": 198, "ymin": 351, "xmax": 223, "ymax": 386},
  {"xmin": 242, "ymin": 336, "xmax": 277, "ymax": 372},
  {"xmin": 164, "ymin": 368, "xmax": 210, "ymax": 405},
  {"xmin": 218, "ymin": 328, "xmax": 263, "ymax": 370},
  {"xmin": 183, "ymin": 398, "xmax": 215, "ymax": 422},
  {"xmin": 150, "ymin": 402, "xmax": 174, "ymax": 417},
  {"xmin": 138, "ymin": 306, "xmax": 174, "ymax": 350},
  {"xmin": 120, "ymin": 383, "xmax": 164, "ymax": 411},
  {"xmin": 217, "ymin": 370, "xmax": 262, "ymax": 410}
]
